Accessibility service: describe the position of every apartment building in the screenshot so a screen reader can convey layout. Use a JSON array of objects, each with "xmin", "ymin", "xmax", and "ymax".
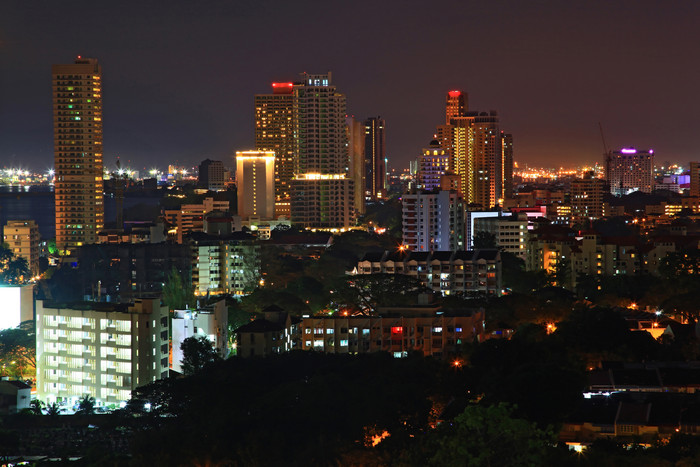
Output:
[
  {"xmin": 473, "ymin": 213, "xmax": 528, "ymax": 258},
  {"xmin": 36, "ymin": 298, "xmax": 169, "ymax": 407},
  {"xmin": 355, "ymin": 249, "xmax": 501, "ymax": 296},
  {"xmin": 402, "ymin": 190, "xmax": 466, "ymax": 252},
  {"xmin": 188, "ymin": 231, "xmax": 260, "ymax": 296},
  {"xmin": 2, "ymin": 220, "xmax": 40, "ymax": 275}
]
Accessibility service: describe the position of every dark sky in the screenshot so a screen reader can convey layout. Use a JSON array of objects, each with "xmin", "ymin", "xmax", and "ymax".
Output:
[{"xmin": 2, "ymin": 0, "xmax": 699, "ymax": 173}]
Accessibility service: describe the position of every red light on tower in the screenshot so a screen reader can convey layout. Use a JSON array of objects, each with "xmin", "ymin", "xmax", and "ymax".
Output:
[{"xmin": 448, "ymin": 90, "xmax": 461, "ymax": 98}]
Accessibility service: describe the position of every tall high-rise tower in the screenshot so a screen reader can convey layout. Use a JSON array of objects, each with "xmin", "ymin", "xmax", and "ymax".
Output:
[
  {"xmin": 437, "ymin": 89, "xmax": 512, "ymax": 209},
  {"xmin": 445, "ymin": 90, "xmax": 466, "ymax": 124},
  {"xmin": 290, "ymin": 72, "xmax": 354, "ymax": 229},
  {"xmin": 52, "ymin": 56, "xmax": 104, "ymax": 253},
  {"xmin": 346, "ymin": 116, "xmax": 366, "ymax": 217},
  {"xmin": 364, "ymin": 116, "xmax": 386, "ymax": 200},
  {"xmin": 255, "ymin": 82, "xmax": 294, "ymax": 217}
]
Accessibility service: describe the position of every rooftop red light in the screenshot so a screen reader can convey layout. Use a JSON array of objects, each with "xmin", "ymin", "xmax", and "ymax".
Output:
[
  {"xmin": 272, "ymin": 82, "xmax": 293, "ymax": 87},
  {"xmin": 448, "ymin": 90, "xmax": 461, "ymax": 98}
]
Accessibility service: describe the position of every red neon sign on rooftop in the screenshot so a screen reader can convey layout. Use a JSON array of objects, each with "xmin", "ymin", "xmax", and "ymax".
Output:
[
  {"xmin": 272, "ymin": 82, "xmax": 294, "ymax": 94},
  {"xmin": 448, "ymin": 90, "xmax": 462, "ymax": 98}
]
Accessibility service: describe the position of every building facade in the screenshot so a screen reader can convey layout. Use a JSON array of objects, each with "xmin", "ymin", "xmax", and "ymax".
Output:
[
  {"xmin": 171, "ymin": 300, "xmax": 228, "ymax": 373},
  {"xmin": 52, "ymin": 57, "xmax": 104, "ymax": 253},
  {"xmin": 36, "ymin": 298, "xmax": 169, "ymax": 406},
  {"xmin": 356, "ymin": 249, "xmax": 501, "ymax": 296},
  {"xmin": 570, "ymin": 173, "xmax": 606, "ymax": 225},
  {"xmin": 473, "ymin": 213, "xmax": 528, "ymax": 259},
  {"xmin": 605, "ymin": 148, "xmax": 654, "ymax": 196},
  {"xmin": 255, "ymin": 82, "xmax": 295, "ymax": 216},
  {"xmin": 198, "ymin": 159, "xmax": 225, "ymax": 192},
  {"xmin": 235, "ymin": 150, "xmax": 275, "ymax": 221},
  {"xmin": 163, "ymin": 197, "xmax": 230, "ymax": 243},
  {"xmin": 402, "ymin": 190, "xmax": 465, "ymax": 252},
  {"xmin": 299, "ymin": 311, "xmax": 484, "ymax": 359},
  {"xmin": 346, "ymin": 116, "xmax": 367, "ymax": 217},
  {"xmin": 188, "ymin": 232, "xmax": 260, "ymax": 296},
  {"xmin": 3, "ymin": 220, "xmax": 40, "ymax": 276},
  {"xmin": 364, "ymin": 116, "xmax": 386, "ymax": 200},
  {"xmin": 417, "ymin": 140, "xmax": 449, "ymax": 192},
  {"xmin": 290, "ymin": 72, "xmax": 354, "ymax": 229}
]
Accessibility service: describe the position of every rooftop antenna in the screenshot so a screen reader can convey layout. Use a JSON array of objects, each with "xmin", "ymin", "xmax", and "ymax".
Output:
[{"xmin": 598, "ymin": 122, "xmax": 609, "ymax": 156}]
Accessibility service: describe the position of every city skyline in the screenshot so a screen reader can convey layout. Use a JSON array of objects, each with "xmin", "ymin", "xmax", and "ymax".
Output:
[{"xmin": 2, "ymin": 1, "xmax": 700, "ymax": 172}]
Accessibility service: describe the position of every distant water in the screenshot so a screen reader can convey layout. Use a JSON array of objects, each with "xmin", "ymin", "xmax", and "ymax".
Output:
[{"xmin": 0, "ymin": 185, "xmax": 161, "ymax": 241}]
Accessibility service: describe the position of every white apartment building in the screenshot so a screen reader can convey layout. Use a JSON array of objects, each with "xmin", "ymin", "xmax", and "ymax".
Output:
[
  {"xmin": 36, "ymin": 298, "xmax": 169, "ymax": 407},
  {"xmin": 171, "ymin": 300, "xmax": 228, "ymax": 373},
  {"xmin": 402, "ymin": 190, "xmax": 465, "ymax": 252}
]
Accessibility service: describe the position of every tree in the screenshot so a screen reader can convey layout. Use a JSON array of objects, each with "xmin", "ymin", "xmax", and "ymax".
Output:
[
  {"xmin": 46, "ymin": 402, "xmax": 60, "ymax": 416},
  {"xmin": 332, "ymin": 274, "xmax": 429, "ymax": 315},
  {"xmin": 181, "ymin": 335, "xmax": 220, "ymax": 376},
  {"xmin": 0, "ymin": 321, "xmax": 36, "ymax": 379},
  {"xmin": 426, "ymin": 403, "xmax": 555, "ymax": 467},
  {"xmin": 472, "ymin": 231, "xmax": 497, "ymax": 249},
  {"xmin": 162, "ymin": 267, "xmax": 195, "ymax": 311},
  {"xmin": 29, "ymin": 399, "xmax": 45, "ymax": 415},
  {"xmin": 77, "ymin": 395, "xmax": 96, "ymax": 415}
]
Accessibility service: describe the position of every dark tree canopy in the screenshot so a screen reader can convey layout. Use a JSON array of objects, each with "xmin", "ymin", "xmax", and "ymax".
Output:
[{"xmin": 180, "ymin": 335, "xmax": 220, "ymax": 376}]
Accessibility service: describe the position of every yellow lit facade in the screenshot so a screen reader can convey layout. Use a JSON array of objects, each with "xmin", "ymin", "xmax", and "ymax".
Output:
[
  {"xmin": 235, "ymin": 151, "xmax": 276, "ymax": 220},
  {"xmin": 52, "ymin": 57, "xmax": 104, "ymax": 252},
  {"xmin": 255, "ymin": 84, "xmax": 294, "ymax": 214}
]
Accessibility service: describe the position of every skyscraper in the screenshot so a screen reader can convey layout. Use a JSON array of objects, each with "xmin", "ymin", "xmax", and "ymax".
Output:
[
  {"xmin": 346, "ymin": 116, "xmax": 366, "ymax": 217},
  {"xmin": 364, "ymin": 116, "xmax": 386, "ymax": 200},
  {"xmin": 255, "ymin": 82, "xmax": 294, "ymax": 217},
  {"xmin": 235, "ymin": 151, "xmax": 275, "ymax": 220},
  {"xmin": 290, "ymin": 72, "xmax": 354, "ymax": 229},
  {"xmin": 52, "ymin": 56, "xmax": 104, "ymax": 252},
  {"xmin": 445, "ymin": 90, "xmax": 466, "ymax": 124},
  {"xmin": 605, "ymin": 148, "xmax": 654, "ymax": 196},
  {"xmin": 437, "ymin": 90, "xmax": 512, "ymax": 209}
]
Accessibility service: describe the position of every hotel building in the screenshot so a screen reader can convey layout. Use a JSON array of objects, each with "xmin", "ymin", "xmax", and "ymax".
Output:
[{"xmin": 605, "ymin": 148, "xmax": 654, "ymax": 196}]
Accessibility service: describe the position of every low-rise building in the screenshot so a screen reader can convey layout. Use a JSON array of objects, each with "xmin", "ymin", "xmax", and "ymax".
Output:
[
  {"xmin": 234, "ymin": 305, "xmax": 300, "ymax": 357},
  {"xmin": 298, "ymin": 308, "xmax": 485, "ymax": 359},
  {"xmin": 355, "ymin": 249, "xmax": 501, "ymax": 296},
  {"xmin": 0, "ymin": 380, "xmax": 31, "ymax": 414},
  {"xmin": 36, "ymin": 298, "xmax": 169, "ymax": 407}
]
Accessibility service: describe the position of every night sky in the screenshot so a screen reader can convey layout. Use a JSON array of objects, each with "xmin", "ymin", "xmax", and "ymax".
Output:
[{"xmin": 2, "ymin": 0, "xmax": 699, "ymax": 173}]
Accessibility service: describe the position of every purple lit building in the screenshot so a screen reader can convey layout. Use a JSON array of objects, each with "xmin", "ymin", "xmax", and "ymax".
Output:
[
  {"xmin": 605, "ymin": 147, "xmax": 654, "ymax": 196},
  {"xmin": 418, "ymin": 139, "xmax": 449, "ymax": 192}
]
